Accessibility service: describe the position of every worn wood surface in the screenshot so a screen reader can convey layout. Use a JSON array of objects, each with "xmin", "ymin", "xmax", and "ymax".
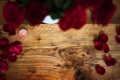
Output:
[{"xmin": 1, "ymin": 24, "xmax": 120, "ymax": 80}]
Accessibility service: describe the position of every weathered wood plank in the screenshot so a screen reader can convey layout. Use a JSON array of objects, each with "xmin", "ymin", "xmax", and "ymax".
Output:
[{"xmin": 0, "ymin": 24, "xmax": 120, "ymax": 80}]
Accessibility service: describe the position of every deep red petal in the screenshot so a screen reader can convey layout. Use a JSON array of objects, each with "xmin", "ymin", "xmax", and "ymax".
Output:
[
  {"xmin": 98, "ymin": 33, "xmax": 108, "ymax": 43},
  {"xmin": 0, "ymin": 61, "xmax": 9, "ymax": 73},
  {"xmin": 94, "ymin": 41, "xmax": 104, "ymax": 50},
  {"xmin": 104, "ymin": 56, "xmax": 116, "ymax": 66},
  {"xmin": 95, "ymin": 65, "xmax": 105, "ymax": 75},
  {"xmin": 0, "ymin": 38, "xmax": 9, "ymax": 49},
  {"xmin": 102, "ymin": 43, "xmax": 109, "ymax": 53},
  {"xmin": 7, "ymin": 53, "xmax": 17, "ymax": 62}
]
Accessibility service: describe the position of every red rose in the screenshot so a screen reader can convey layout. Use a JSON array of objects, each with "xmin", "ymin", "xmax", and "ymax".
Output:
[
  {"xmin": 3, "ymin": 2, "xmax": 24, "ymax": 35},
  {"xmin": 25, "ymin": 1, "xmax": 49, "ymax": 26},
  {"xmin": 92, "ymin": 0, "xmax": 117, "ymax": 26},
  {"xmin": 74, "ymin": 0, "xmax": 104, "ymax": 9},
  {"xmin": 59, "ymin": 5, "xmax": 86, "ymax": 31}
]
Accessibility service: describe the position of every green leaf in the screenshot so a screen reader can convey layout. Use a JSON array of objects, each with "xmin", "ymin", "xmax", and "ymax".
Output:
[
  {"xmin": 18, "ymin": 0, "xmax": 29, "ymax": 8},
  {"xmin": 49, "ymin": 12, "xmax": 60, "ymax": 19},
  {"xmin": 23, "ymin": 20, "xmax": 29, "ymax": 25},
  {"xmin": 62, "ymin": 0, "xmax": 73, "ymax": 11},
  {"xmin": 43, "ymin": 0, "xmax": 55, "ymax": 9},
  {"xmin": 54, "ymin": 0, "xmax": 64, "ymax": 8}
]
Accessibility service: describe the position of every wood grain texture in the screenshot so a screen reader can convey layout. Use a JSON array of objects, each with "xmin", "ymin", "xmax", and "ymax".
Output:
[{"xmin": 0, "ymin": 24, "xmax": 120, "ymax": 80}]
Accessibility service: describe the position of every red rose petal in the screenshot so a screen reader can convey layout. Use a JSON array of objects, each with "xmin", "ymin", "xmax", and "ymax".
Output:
[
  {"xmin": 94, "ymin": 41, "xmax": 104, "ymax": 50},
  {"xmin": 116, "ymin": 27, "xmax": 120, "ymax": 35},
  {"xmin": 104, "ymin": 56, "xmax": 116, "ymax": 66},
  {"xmin": 116, "ymin": 35, "xmax": 120, "ymax": 43},
  {"xmin": 0, "ymin": 61, "xmax": 9, "ymax": 73},
  {"xmin": 7, "ymin": 53, "xmax": 17, "ymax": 62},
  {"xmin": 95, "ymin": 65, "xmax": 105, "ymax": 75},
  {"xmin": 98, "ymin": 33, "xmax": 108, "ymax": 43},
  {"xmin": 102, "ymin": 43, "xmax": 109, "ymax": 53},
  {"xmin": 8, "ymin": 41, "xmax": 22, "ymax": 55},
  {"xmin": 0, "ymin": 38, "xmax": 9, "ymax": 50}
]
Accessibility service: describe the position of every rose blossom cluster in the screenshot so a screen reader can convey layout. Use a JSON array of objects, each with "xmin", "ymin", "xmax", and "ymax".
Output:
[
  {"xmin": 94, "ymin": 33, "xmax": 116, "ymax": 75},
  {"xmin": 2, "ymin": 0, "xmax": 116, "ymax": 35},
  {"xmin": 2, "ymin": 0, "xmax": 49, "ymax": 35},
  {"xmin": 59, "ymin": 0, "xmax": 116, "ymax": 30},
  {"xmin": 0, "ymin": 38, "xmax": 22, "ymax": 80}
]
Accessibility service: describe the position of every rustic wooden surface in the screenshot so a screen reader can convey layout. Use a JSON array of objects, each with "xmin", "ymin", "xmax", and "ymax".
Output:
[{"xmin": 1, "ymin": 24, "xmax": 120, "ymax": 80}]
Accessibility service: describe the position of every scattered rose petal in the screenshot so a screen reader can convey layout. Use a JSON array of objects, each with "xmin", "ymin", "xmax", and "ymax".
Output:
[
  {"xmin": 8, "ymin": 41, "xmax": 22, "ymax": 55},
  {"xmin": 7, "ymin": 53, "xmax": 17, "ymax": 62},
  {"xmin": 95, "ymin": 65, "xmax": 105, "ymax": 75},
  {"xmin": 0, "ymin": 61, "xmax": 9, "ymax": 73},
  {"xmin": 116, "ymin": 35, "xmax": 120, "ymax": 43},
  {"xmin": 98, "ymin": 33, "xmax": 108, "ymax": 43},
  {"xmin": 0, "ymin": 38, "xmax": 9, "ymax": 50},
  {"xmin": 103, "ymin": 43, "xmax": 109, "ymax": 53},
  {"xmin": 104, "ymin": 55, "xmax": 116, "ymax": 66},
  {"xmin": 94, "ymin": 41, "xmax": 104, "ymax": 50}
]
